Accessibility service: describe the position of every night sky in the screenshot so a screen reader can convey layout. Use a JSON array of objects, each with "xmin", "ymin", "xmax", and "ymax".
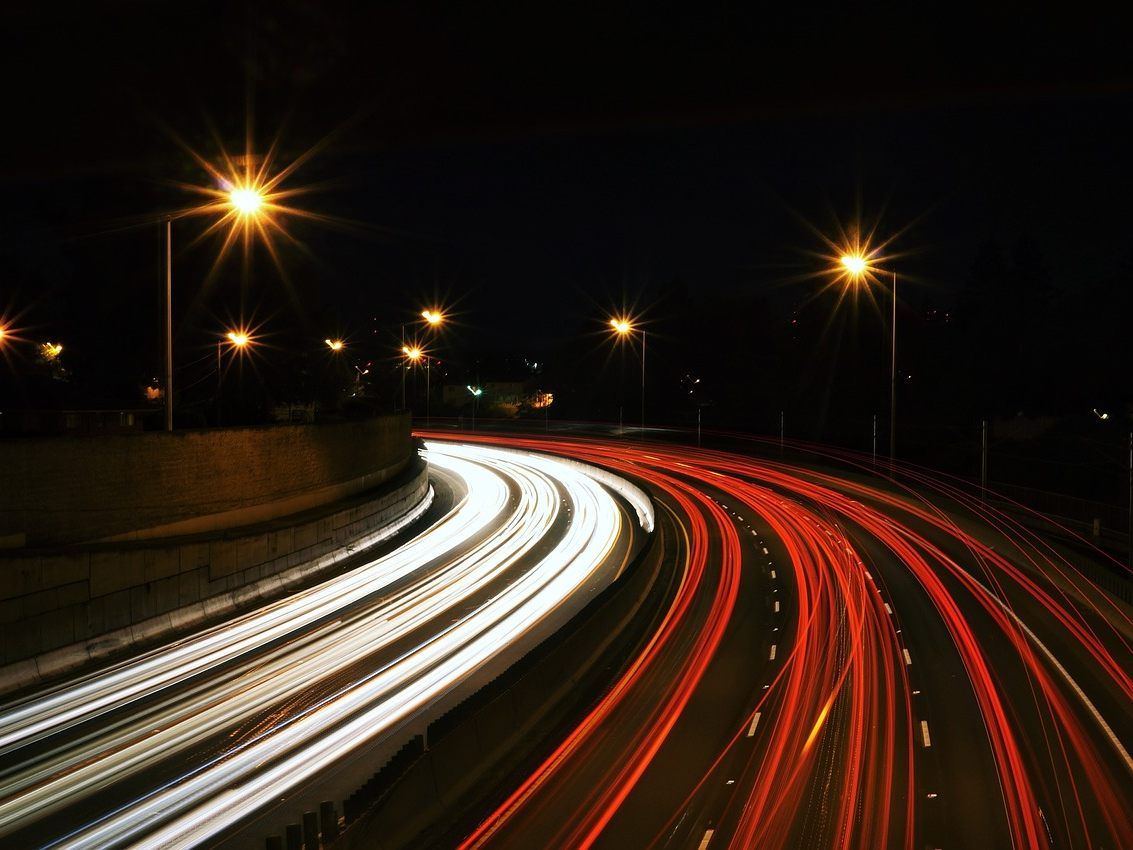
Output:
[{"xmin": 2, "ymin": 3, "xmax": 1131, "ymax": 454}]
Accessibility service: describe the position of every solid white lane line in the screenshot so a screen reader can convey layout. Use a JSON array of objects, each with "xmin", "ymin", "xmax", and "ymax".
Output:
[
  {"xmin": 697, "ymin": 828, "xmax": 715, "ymax": 850},
  {"xmin": 921, "ymin": 720, "xmax": 932, "ymax": 747},
  {"xmin": 769, "ymin": 645, "xmax": 777, "ymax": 661},
  {"xmin": 747, "ymin": 712, "xmax": 762, "ymax": 737},
  {"xmin": 903, "ymin": 648, "xmax": 912, "ymax": 666}
]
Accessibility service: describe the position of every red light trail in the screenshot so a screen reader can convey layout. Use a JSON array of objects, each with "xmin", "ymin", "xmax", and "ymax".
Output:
[{"xmin": 425, "ymin": 430, "xmax": 1133, "ymax": 850}]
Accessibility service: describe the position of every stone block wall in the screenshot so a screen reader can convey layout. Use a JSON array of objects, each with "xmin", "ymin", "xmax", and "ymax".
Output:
[
  {"xmin": 0, "ymin": 415, "xmax": 411, "ymax": 546},
  {"xmin": 0, "ymin": 459, "xmax": 429, "ymax": 692}
]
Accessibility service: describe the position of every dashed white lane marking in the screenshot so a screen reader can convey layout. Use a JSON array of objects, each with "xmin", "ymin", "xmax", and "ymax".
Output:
[
  {"xmin": 761, "ymin": 546, "xmax": 769, "ymax": 555},
  {"xmin": 697, "ymin": 828, "xmax": 715, "ymax": 850},
  {"xmin": 903, "ymin": 648, "xmax": 912, "ymax": 666},
  {"xmin": 747, "ymin": 711, "xmax": 762, "ymax": 737},
  {"xmin": 774, "ymin": 600, "xmax": 780, "ymax": 613},
  {"xmin": 884, "ymin": 603, "xmax": 893, "ymax": 614},
  {"xmin": 770, "ymin": 569, "xmax": 776, "ymax": 579},
  {"xmin": 769, "ymin": 645, "xmax": 777, "ymax": 660},
  {"xmin": 921, "ymin": 720, "xmax": 932, "ymax": 747}
]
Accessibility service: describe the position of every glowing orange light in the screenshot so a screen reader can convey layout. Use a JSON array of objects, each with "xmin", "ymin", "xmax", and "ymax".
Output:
[
  {"xmin": 610, "ymin": 318, "xmax": 633, "ymax": 335},
  {"xmin": 226, "ymin": 331, "xmax": 250, "ymax": 347},
  {"xmin": 229, "ymin": 186, "xmax": 264, "ymax": 216},
  {"xmin": 40, "ymin": 342, "xmax": 63, "ymax": 359},
  {"xmin": 404, "ymin": 346, "xmax": 423, "ymax": 361},
  {"xmin": 422, "ymin": 309, "xmax": 444, "ymax": 326},
  {"xmin": 325, "ymin": 338, "xmax": 345, "ymax": 351},
  {"xmin": 840, "ymin": 254, "xmax": 868, "ymax": 278}
]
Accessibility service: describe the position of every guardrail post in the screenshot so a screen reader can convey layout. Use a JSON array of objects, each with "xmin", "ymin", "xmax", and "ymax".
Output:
[
  {"xmin": 303, "ymin": 811, "xmax": 319, "ymax": 849},
  {"xmin": 320, "ymin": 801, "xmax": 340, "ymax": 843}
]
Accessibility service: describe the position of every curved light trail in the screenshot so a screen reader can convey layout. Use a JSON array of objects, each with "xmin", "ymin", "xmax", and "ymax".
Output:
[
  {"xmin": 434, "ymin": 432, "xmax": 1132, "ymax": 850},
  {"xmin": 0, "ymin": 442, "xmax": 650, "ymax": 849}
]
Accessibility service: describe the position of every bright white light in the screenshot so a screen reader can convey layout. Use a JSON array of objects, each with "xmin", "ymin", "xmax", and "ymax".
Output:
[
  {"xmin": 0, "ymin": 442, "xmax": 650, "ymax": 848},
  {"xmin": 229, "ymin": 187, "xmax": 263, "ymax": 215}
]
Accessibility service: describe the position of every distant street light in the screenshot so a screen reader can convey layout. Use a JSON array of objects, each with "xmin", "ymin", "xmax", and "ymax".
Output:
[
  {"xmin": 163, "ymin": 184, "xmax": 267, "ymax": 432},
  {"xmin": 419, "ymin": 309, "xmax": 445, "ymax": 425},
  {"xmin": 325, "ymin": 338, "xmax": 345, "ymax": 352},
  {"xmin": 217, "ymin": 329, "xmax": 252, "ymax": 426},
  {"xmin": 839, "ymin": 251, "xmax": 898, "ymax": 465},
  {"xmin": 468, "ymin": 384, "xmax": 483, "ymax": 430},
  {"xmin": 609, "ymin": 317, "xmax": 646, "ymax": 437},
  {"xmin": 402, "ymin": 345, "xmax": 423, "ymax": 419},
  {"xmin": 40, "ymin": 342, "xmax": 64, "ymax": 360}
]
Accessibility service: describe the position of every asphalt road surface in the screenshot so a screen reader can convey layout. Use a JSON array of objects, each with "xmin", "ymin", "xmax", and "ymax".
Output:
[
  {"xmin": 429, "ymin": 432, "xmax": 1132, "ymax": 850},
  {"xmin": 0, "ymin": 442, "xmax": 649, "ymax": 849}
]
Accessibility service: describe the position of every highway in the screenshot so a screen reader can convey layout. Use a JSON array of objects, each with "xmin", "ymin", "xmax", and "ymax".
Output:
[
  {"xmin": 429, "ymin": 432, "xmax": 1132, "ymax": 850},
  {"xmin": 0, "ymin": 442, "xmax": 650, "ymax": 849}
]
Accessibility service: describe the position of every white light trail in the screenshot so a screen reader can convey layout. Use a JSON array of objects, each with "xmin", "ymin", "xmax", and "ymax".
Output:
[{"xmin": 0, "ymin": 442, "xmax": 646, "ymax": 848}]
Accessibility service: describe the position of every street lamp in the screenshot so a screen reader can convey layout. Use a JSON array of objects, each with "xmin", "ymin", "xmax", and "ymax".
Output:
[
  {"xmin": 325, "ymin": 338, "xmax": 345, "ymax": 352},
  {"xmin": 420, "ymin": 309, "xmax": 445, "ymax": 426},
  {"xmin": 162, "ymin": 184, "xmax": 266, "ymax": 432},
  {"xmin": 609, "ymin": 317, "xmax": 646, "ymax": 437},
  {"xmin": 468, "ymin": 384, "xmax": 483, "ymax": 431},
  {"xmin": 216, "ymin": 329, "xmax": 252, "ymax": 425},
  {"xmin": 840, "ymin": 251, "xmax": 898, "ymax": 464},
  {"xmin": 402, "ymin": 344, "xmax": 423, "ymax": 419}
]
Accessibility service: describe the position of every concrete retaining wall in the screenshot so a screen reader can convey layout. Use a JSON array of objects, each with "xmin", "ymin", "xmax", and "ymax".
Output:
[
  {"xmin": 0, "ymin": 458, "xmax": 429, "ymax": 692},
  {"xmin": 0, "ymin": 415, "xmax": 411, "ymax": 546}
]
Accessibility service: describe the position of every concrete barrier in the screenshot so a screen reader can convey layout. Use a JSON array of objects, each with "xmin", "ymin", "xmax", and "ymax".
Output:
[
  {"xmin": 0, "ymin": 457, "xmax": 429, "ymax": 693},
  {"xmin": 1, "ymin": 415, "xmax": 411, "ymax": 547}
]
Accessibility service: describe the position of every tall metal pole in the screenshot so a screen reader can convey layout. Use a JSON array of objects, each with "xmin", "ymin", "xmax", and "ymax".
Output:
[
  {"xmin": 981, "ymin": 419, "xmax": 989, "ymax": 501},
  {"xmin": 697, "ymin": 406, "xmax": 702, "ymax": 447},
  {"xmin": 889, "ymin": 270, "xmax": 897, "ymax": 466},
  {"xmin": 779, "ymin": 410, "xmax": 784, "ymax": 452},
  {"xmin": 426, "ymin": 357, "xmax": 431, "ymax": 427},
  {"xmin": 164, "ymin": 218, "xmax": 173, "ymax": 432},
  {"xmin": 216, "ymin": 341, "xmax": 222, "ymax": 427},
  {"xmin": 640, "ymin": 329, "xmax": 646, "ymax": 437},
  {"xmin": 872, "ymin": 414, "xmax": 878, "ymax": 466}
]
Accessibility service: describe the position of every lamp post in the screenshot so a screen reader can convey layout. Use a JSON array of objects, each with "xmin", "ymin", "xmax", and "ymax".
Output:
[
  {"xmin": 163, "ymin": 185, "xmax": 265, "ymax": 432},
  {"xmin": 468, "ymin": 384, "xmax": 483, "ymax": 430},
  {"xmin": 840, "ymin": 254, "xmax": 898, "ymax": 465},
  {"xmin": 402, "ymin": 345, "xmax": 423, "ymax": 419},
  {"xmin": 217, "ymin": 330, "xmax": 250, "ymax": 426},
  {"xmin": 420, "ymin": 309, "xmax": 444, "ymax": 427},
  {"xmin": 610, "ymin": 317, "xmax": 645, "ymax": 437}
]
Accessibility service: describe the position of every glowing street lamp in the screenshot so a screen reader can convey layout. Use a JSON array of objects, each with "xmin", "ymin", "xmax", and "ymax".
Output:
[
  {"xmin": 421, "ymin": 309, "xmax": 444, "ymax": 326},
  {"xmin": 229, "ymin": 186, "xmax": 264, "ymax": 216},
  {"xmin": 216, "ymin": 329, "xmax": 251, "ymax": 426},
  {"xmin": 161, "ymin": 184, "xmax": 268, "ymax": 432},
  {"xmin": 468, "ymin": 385, "xmax": 483, "ymax": 431},
  {"xmin": 835, "ymin": 248, "xmax": 898, "ymax": 464},
  {"xmin": 609, "ymin": 317, "xmax": 646, "ymax": 437},
  {"xmin": 325, "ymin": 338, "xmax": 345, "ymax": 352}
]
